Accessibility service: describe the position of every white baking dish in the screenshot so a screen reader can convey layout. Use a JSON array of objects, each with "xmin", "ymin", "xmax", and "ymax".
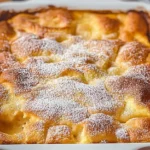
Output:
[
  {"xmin": 0, "ymin": 0, "xmax": 150, "ymax": 11},
  {"xmin": 0, "ymin": 0, "xmax": 150, "ymax": 149}
]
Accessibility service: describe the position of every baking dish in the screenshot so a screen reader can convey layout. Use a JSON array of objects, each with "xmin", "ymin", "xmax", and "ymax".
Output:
[
  {"xmin": 0, "ymin": 0, "xmax": 150, "ymax": 149},
  {"xmin": 0, "ymin": 0, "xmax": 150, "ymax": 11}
]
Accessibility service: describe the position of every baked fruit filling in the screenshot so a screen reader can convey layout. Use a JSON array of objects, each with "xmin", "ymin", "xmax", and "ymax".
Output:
[{"xmin": 0, "ymin": 6, "xmax": 149, "ymax": 143}]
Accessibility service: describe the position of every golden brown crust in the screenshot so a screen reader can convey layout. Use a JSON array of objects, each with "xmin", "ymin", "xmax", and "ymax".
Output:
[
  {"xmin": 1, "ymin": 68, "xmax": 39, "ymax": 94},
  {"xmin": 126, "ymin": 118, "xmax": 150, "ymax": 142},
  {"xmin": 0, "ymin": 40, "xmax": 10, "ymax": 51},
  {"xmin": 0, "ymin": 21, "xmax": 15, "ymax": 40},
  {"xmin": 36, "ymin": 8, "xmax": 72, "ymax": 28},
  {"xmin": 0, "ymin": 6, "xmax": 150, "ymax": 144},
  {"xmin": 125, "ymin": 11, "xmax": 148, "ymax": 35},
  {"xmin": 80, "ymin": 113, "xmax": 119, "ymax": 143},
  {"xmin": 45, "ymin": 125, "xmax": 74, "ymax": 144},
  {"xmin": 116, "ymin": 42, "xmax": 150, "ymax": 68}
]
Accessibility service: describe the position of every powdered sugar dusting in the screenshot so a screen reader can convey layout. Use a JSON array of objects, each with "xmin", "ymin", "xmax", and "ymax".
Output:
[
  {"xmin": 4, "ymin": 32, "xmax": 150, "ymax": 143},
  {"xmin": 0, "ymin": 39, "xmax": 10, "ymax": 51},
  {"xmin": 25, "ymin": 52, "xmax": 101, "ymax": 79},
  {"xmin": 106, "ymin": 72, "xmax": 150, "ymax": 105},
  {"xmin": 100, "ymin": 140, "xmax": 108, "ymax": 143},
  {"xmin": 62, "ymin": 39, "xmax": 123, "ymax": 68},
  {"xmin": 46, "ymin": 125, "xmax": 71, "ymax": 143},
  {"xmin": 0, "ymin": 84, "xmax": 8, "ymax": 101},
  {"xmin": 84, "ymin": 39, "xmax": 123, "ymax": 54},
  {"xmin": 0, "ymin": 52, "xmax": 20, "ymax": 72},
  {"xmin": 23, "ymin": 37, "xmax": 123, "ymax": 78},
  {"xmin": 83, "ymin": 113, "xmax": 115, "ymax": 136},
  {"xmin": 25, "ymin": 96, "xmax": 88, "ymax": 123},
  {"xmin": 24, "ymin": 77, "xmax": 123, "ymax": 124},
  {"xmin": 26, "ymin": 58, "xmax": 75, "ymax": 77},
  {"xmin": 125, "ymin": 64, "xmax": 150, "ymax": 83},
  {"xmin": 2, "ymin": 68, "xmax": 39, "ymax": 94},
  {"xmin": 11, "ymin": 34, "xmax": 64, "ymax": 58},
  {"xmin": 116, "ymin": 41, "xmax": 150, "ymax": 65},
  {"xmin": 62, "ymin": 42, "xmax": 99, "ymax": 63},
  {"xmin": 116, "ymin": 127, "xmax": 130, "ymax": 141}
]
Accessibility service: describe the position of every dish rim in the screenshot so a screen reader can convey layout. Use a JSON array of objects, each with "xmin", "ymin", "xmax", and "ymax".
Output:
[{"xmin": 0, "ymin": 0, "xmax": 150, "ymax": 148}]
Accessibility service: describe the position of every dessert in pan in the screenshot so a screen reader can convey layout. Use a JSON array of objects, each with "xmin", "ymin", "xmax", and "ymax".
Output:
[{"xmin": 0, "ymin": 6, "xmax": 150, "ymax": 144}]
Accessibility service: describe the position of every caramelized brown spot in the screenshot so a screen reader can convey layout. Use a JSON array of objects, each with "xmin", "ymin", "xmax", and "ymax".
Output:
[
  {"xmin": 98, "ymin": 15, "xmax": 120, "ymax": 34},
  {"xmin": 0, "ymin": 21, "xmax": 15, "ymax": 39},
  {"xmin": 1, "ymin": 68, "xmax": 39, "ymax": 94},
  {"xmin": 126, "ymin": 11, "xmax": 148, "ymax": 35}
]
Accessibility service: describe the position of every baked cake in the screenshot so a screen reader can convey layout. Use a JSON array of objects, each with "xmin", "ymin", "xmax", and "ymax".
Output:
[{"xmin": 0, "ymin": 6, "xmax": 150, "ymax": 143}]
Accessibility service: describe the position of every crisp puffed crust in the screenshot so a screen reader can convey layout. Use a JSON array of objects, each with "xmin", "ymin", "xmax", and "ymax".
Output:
[{"xmin": 0, "ymin": 6, "xmax": 150, "ymax": 144}]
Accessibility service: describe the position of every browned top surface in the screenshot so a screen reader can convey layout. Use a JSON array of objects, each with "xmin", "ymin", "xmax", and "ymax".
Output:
[{"xmin": 0, "ymin": 6, "xmax": 149, "ymax": 144}]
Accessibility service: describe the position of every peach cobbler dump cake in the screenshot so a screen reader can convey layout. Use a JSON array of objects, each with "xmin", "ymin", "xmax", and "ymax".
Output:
[{"xmin": 0, "ymin": 6, "xmax": 150, "ymax": 143}]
